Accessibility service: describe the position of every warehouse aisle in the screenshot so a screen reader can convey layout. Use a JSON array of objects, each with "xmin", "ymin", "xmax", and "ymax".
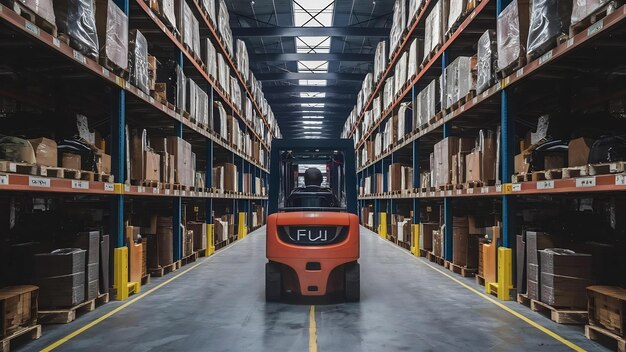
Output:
[{"xmin": 25, "ymin": 227, "xmax": 604, "ymax": 352}]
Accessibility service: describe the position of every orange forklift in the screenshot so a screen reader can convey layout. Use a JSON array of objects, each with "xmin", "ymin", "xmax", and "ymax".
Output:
[{"xmin": 265, "ymin": 139, "xmax": 360, "ymax": 302}]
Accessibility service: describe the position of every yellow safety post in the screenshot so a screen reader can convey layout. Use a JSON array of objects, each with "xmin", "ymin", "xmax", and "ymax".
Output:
[
  {"xmin": 378, "ymin": 212, "xmax": 387, "ymax": 239},
  {"xmin": 410, "ymin": 224, "xmax": 420, "ymax": 256},
  {"xmin": 113, "ymin": 247, "xmax": 129, "ymax": 301},
  {"xmin": 206, "ymin": 223, "xmax": 215, "ymax": 256},
  {"xmin": 238, "ymin": 212, "xmax": 247, "ymax": 239},
  {"xmin": 497, "ymin": 247, "xmax": 513, "ymax": 301}
]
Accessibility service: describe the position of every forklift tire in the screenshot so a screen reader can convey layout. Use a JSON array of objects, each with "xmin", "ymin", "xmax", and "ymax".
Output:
[
  {"xmin": 344, "ymin": 261, "xmax": 360, "ymax": 302},
  {"xmin": 266, "ymin": 262, "xmax": 282, "ymax": 302}
]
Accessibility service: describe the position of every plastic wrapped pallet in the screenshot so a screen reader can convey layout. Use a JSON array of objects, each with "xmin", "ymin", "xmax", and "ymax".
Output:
[
  {"xmin": 373, "ymin": 96, "xmax": 382, "ymax": 122},
  {"xmin": 54, "ymin": 0, "xmax": 99, "ymax": 58},
  {"xmin": 390, "ymin": 0, "xmax": 407, "ymax": 56},
  {"xmin": 476, "ymin": 30, "xmax": 497, "ymax": 94},
  {"xmin": 457, "ymin": 56, "xmax": 475, "ymax": 101},
  {"xmin": 413, "ymin": 90, "xmax": 422, "ymax": 128},
  {"xmin": 95, "ymin": 0, "xmax": 128, "ymax": 72},
  {"xmin": 186, "ymin": 78, "xmax": 197, "ymax": 118},
  {"xmin": 129, "ymin": 30, "xmax": 149, "ymax": 94},
  {"xmin": 397, "ymin": 102, "xmax": 413, "ymax": 138},
  {"xmin": 374, "ymin": 41, "xmax": 387, "ymax": 83},
  {"xmin": 409, "ymin": 0, "xmax": 424, "ymax": 23},
  {"xmin": 231, "ymin": 76, "xmax": 241, "ymax": 111},
  {"xmin": 448, "ymin": 0, "xmax": 467, "ymax": 34},
  {"xmin": 423, "ymin": 78, "xmax": 440, "ymax": 123},
  {"xmin": 395, "ymin": 53, "xmax": 408, "ymax": 96},
  {"xmin": 407, "ymin": 38, "xmax": 423, "ymax": 79},
  {"xmin": 571, "ymin": 0, "xmax": 612, "ymax": 26},
  {"xmin": 153, "ymin": 0, "xmax": 176, "ymax": 29},
  {"xmin": 236, "ymin": 39, "xmax": 249, "ymax": 80},
  {"xmin": 198, "ymin": 89, "xmax": 209, "ymax": 127},
  {"xmin": 181, "ymin": 2, "xmax": 195, "ymax": 53},
  {"xmin": 218, "ymin": 0, "xmax": 233, "ymax": 56},
  {"xmin": 204, "ymin": 38, "xmax": 218, "ymax": 79},
  {"xmin": 202, "ymin": 0, "xmax": 216, "ymax": 24},
  {"xmin": 442, "ymin": 59, "xmax": 456, "ymax": 110},
  {"xmin": 19, "ymin": 0, "xmax": 55, "ymax": 25},
  {"xmin": 527, "ymin": 0, "xmax": 572, "ymax": 60},
  {"xmin": 423, "ymin": 0, "xmax": 447, "ymax": 63},
  {"xmin": 384, "ymin": 76, "xmax": 395, "ymax": 109},
  {"xmin": 217, "ymin": 53, "xmax": 230, "ymax": 93},
  {"xmin": 363, "ymin": 73, "xmax": 374, "ymax": 101},
  {"xmin": 357, "ymin": 90, "xmax": 363, "ymax": 114},
  {"xmin": 497, "ymin": 0, "xmax": 530, "ymax": 74}
]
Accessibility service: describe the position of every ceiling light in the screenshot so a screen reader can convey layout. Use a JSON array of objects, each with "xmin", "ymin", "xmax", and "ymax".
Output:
[
  {"xmin": 303, "ymin": 116, "xmax": 324, "ymax": 119},
  {"xmin": 303, "ymin": 131, "xmax": 322, "ymax": 134},
  {"xmin": 303, "ymin": 121, "xmax": 323, "ymax": 124},
  {"xmin": 303, "ymin": 126, "xmax": 322, "ymax": 129}
]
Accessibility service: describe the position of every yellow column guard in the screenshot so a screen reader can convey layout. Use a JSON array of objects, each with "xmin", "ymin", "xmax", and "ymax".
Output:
[
  {"xmin": 206, "ymin": 223, "xmax": 215, "ymax": 256},
  {"xmin": 410, "ymin": 224, "xmax": 420, "ymax": 256},
  {"xmin": 114, "ymin": 247, "xmax": 129, "ymax": 301},
  {"xmin": 497, "ymin": 247, "xmax": 513, "ymax": 301},
  {"xmin": 238, "ymin": 212, "xmax": 247, "ymax": 239},
  {"xmin": 378, "ymin": 212, "xmax": 387, "ymax": 239}
]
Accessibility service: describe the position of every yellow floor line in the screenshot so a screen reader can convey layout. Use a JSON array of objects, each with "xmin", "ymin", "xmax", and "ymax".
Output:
[
  {"xmin": 41, "ymin": 233, "xmax": 253, "ymax": 352},
  {"xmin": 309, "ymin": 305, "xmax": 318, "ymax": 352},
  {"xmin": 376, "ymin": 235, "xmax": 586, "ymax": 352}
]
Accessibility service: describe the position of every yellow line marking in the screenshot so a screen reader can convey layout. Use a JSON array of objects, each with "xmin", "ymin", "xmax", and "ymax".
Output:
[
  {"xmin": 375, "ymin": 233, "xmax": 586, "ymax": 352},
  {"xmin": 41, "ymin": 231, "xmax": 254, "ymax": 352},
  {"xmin": 309, "ymin": 305, "xmax": 318, "ymax": 352}
]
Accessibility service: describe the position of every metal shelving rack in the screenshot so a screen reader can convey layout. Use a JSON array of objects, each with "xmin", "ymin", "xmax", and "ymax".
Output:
[
  {"xmin": 346, "ymin": 0, "xmax": 626, "ymax": 290},
  {"xmin": 0, "ymin": 0, "xmax": 273, "ymax": 276}
]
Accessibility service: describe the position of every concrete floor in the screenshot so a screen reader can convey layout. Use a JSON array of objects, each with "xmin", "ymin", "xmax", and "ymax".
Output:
[{"xmin": 23, "ymin": 227, "xmax": 607, "ymax": 352}]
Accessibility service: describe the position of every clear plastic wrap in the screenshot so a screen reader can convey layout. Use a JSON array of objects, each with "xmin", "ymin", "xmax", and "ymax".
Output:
[
  {"xmin": 19, "ymin": 0, "xmax": 55, "ymax": 24},
  {"xmin": 129, "ymin": 30, "xmax": 149, "ymax": 94},
  {"xmin": 423, "ymin": 0, "xmax": 445, "ymax": 63},
  {"xmin": 176, "ymin": 64, "xmax": 187, "ymax": 110},
  {"xmin": 204, "ymin": 39, "xmax": 217, "ymax": 79},
  {"xmin": 217, "ymin": 53, "xmax": 230, "ymax": 93},
  {"xmin": 424, "ymin": 78, "xmax": 440, "ymax": 122},
  {"xmin": 448, "ymin": 0, "xmax": 467, "ymax": 32},
  {"xmin": 374, "ymin": 41, "xmax": 387, "ymax": 83},
  {"xmin": 571, "ymin": 0, "xmax": 611, "ymax": 26},
  {"xmin": 442, "ymin": 60, "xmax": 455, "ymax": 110},
  {"xmin": 218, "ymin": 0, "xmax": 233, "ymax": 56},
  {"xmin": 476, "ymin": 30, "xmax": 497, "ymax": 94},
  {"xmin": 357, "ymin": 90, "xmax": 363, "ymax": 114},
  {"xmin": 398, "ymin": 102, "xmax": 413, "ymax": 137},
  {"xmin": 0, "ymin": 136, "xmax": 36, "ymax": 163},
  {"xmin": 395, "ymin": 52, "xmax": 408, "ymax": 96},
  {"xmin": 497, "ymin": 0, "xmax": 530, "ymax": 73},
  {"xmin": 373, "ymin": 96, "xmax": 382, "ymax": 122},
  {"xmin": 182, "ymin": 2, "xmax": 194, "ymax": 51},
  {"xmin": 54, "ymin": 0, "xmax": 99, "ymax": 58},
  {"xmin": 95, "ymin": 0, "xmax": 128, "ymax": 71},
  {"xmin": 193, "ymin": 14, "xmax": 201, "ymax": 57},
  {"xmin": 384, "ymin": 76, "xmax": 394, "ymax": 109},
  {"xmin": 407, "ymin": 38, "xmax": 423, "ymax": 79},
  {"xmin": 457, "ymin": 56, "xmax": 474, "ymax": 101},
  {"xmin": 231, "ymin": 76, "xmax": 241, "ymax": 111},
  {"xmin": 236, "ymin": 39, "xmax": 249, "ymax": 81},
  {"xmin": 157, "ymin": 0, "xmax": 176, "ymax": 29},
  {"xmin": 527, "ymin": 0, "xmax": 572, "ymax": 59},
  {"xmin": 186, "ymin": 78, "xmax": 197, "ymax": 117},
  {"xmin": 409, "ymin": 0, "xmax": 424, "ymax": 23},
  {"xmin": 202, "ymin": 0, "xmax": 216, "ymax": 24},
  {"xmin": 389, "ymin": 0, "xmax": 407, "ymax": 55}
]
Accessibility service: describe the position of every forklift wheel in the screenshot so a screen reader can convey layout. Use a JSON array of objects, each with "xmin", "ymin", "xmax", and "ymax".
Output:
[
  {"xmin": 344, "ymin": 261, "xmax": 360, "ymax": 302},
  {"xmin": 266, "ymin": 262, "xmax": 282, "ymax": 302}
]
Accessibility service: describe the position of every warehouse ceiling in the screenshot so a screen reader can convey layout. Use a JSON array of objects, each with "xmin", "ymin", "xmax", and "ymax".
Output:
[{"xmin": 227, "ymin": 0, "xmax": 393, "ymax": 138}]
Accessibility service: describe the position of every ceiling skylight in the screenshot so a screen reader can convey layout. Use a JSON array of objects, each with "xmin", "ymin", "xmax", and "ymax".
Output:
[
  {"xmin": 299, "ymin": 79, "xmax": 327, "ymax": 86},
  {"xmin": 293, "ymin": 0, "xmax": 334, "ymax": 27},
  {"xmin": 300, "ymin": 92, "xmax": 326, "ymax": 98},
  {"xmin": 301, "ymin": 103, "xmax": 325, "ymax": 108},
  {"xmin": 303, "ymin": 126, "xmax": 323, "ymax": 129},
  {"xmin": 296, "ymin": 37, "xmax": 330, "ymax": 53},
  {"xmin": 298, "ymin": 61, "xmax": 329, "ymax": 73}
]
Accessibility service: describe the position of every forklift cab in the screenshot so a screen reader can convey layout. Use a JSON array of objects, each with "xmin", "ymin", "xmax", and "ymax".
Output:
[{"xmin": 266, "ymin": 139, "xmax": 360, "ymax": 302}]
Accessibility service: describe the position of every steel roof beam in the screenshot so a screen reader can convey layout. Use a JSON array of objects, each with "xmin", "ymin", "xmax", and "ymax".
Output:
[
  {"xmin": 232, "ymin": 27, "xmax": 390, "ymax": 37},
  {"xmin": 249, "ymin": 53, "xmax": 373, "ymax": 62},
  {"xmin": 255, "ymin": 72, "xmax": 365, "ymax": 81},
  {"xmin": 263, "ymin": 85, "xmax": 359, "ymax": 94}
]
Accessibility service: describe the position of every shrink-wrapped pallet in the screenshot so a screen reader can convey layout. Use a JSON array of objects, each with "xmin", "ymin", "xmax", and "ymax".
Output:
[
  {"xmin": 384, "ymin": 76, "xmax": 395, "ymax": 109},
  {"xmin": 129, "ymin": 30, "xmax": 149, "ymax": 94},
  {"xmin": 186, "ymin": 78, "xmax": 198, "ymax": 119},
  {"xmin": 527, "ymin": 0, "xmax": 572, "ymax": 59},
  {"xmin": 95, "ymin": 0, "xmax": 128, "ymax": 72},
  {"xmin": 423, "ymin": 0, "xmax": 447, "ymax": 63},
  {"xmin": 442, "ymin": 60, "xmax": 456, "ymax": 110},
  {"xmin": 54, "ymin": 0, "xmax": 99, "ymax": 58},
  {"xmin": 571, "ymin": 0, "xmax": 612, "ymax": 26},
  {"xmin": 217, "ymin": 54, "xmax": 230, "ymax": 93},
  {"xmin": 202, "ymin": 0, "xmax": 216, "ymax": 24},
  {"xmin": 373, "ymin": 96, "xmax": 382, "ymax": 122},
  {"xmin": 395, "ymin": 53, "xmax": 408, "ymax": 96},
  {"xmin": 218, "ymin": 0, "xmax": 233, "ymax": 56},
  {"xmin": 407, "ymin": 38, "xmax": 423, "ymax": 79},
  {"xmin": 204, "ymin": 39, "xmax": 218, "ymax": 79},
  {"xmin": 456, "ymin": 56, "xmax": 475, "ymax": 104},
  {"xmin": 423, "ymin": 78, "xmax": 440, "ymax": 123},
  {"xmin": 19, "ymin": 0, "xmax": 55, "ymax": 24},
  {"xmin": 447, "ymin": 0, "xmax": 467, "ymax": 33},
  {"xmin": 152, "ymin": 0, "xmax": 176, "ymax": 29},
  {"xmin": 476, "ymin": 30, "xmax": 497, "ymax": 94},
  {"xmin": 231, "ymin": 77, "xmax": 241, "ymax": 111},
  {"xmin": 389, "ymin": 0, "xmax": 407, "ymax": 56},
  {"xmin": 409, "ymin": 0, "xmax": 424, "ymax": 23},
  {"xmin": 497, "ymin": 0, "xmax": 530, "ymax": 74},
  {"xmin": 236, "ymin": 39, "xmax": 249, "ymax": 81},
  {"xmin": 397, "ymin": 102, "xmax": 413, "ymax": 138},
  {"xmin": 363, "ymin": 73, "xmax": 374, "ymax": 101},
  {"xmin": 374, "ymin": 41, "xmax": 387, "ymax": 83}
]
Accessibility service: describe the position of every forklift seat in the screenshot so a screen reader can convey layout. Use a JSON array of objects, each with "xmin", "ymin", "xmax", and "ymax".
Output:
[{"xmin": 286, "ymin": 186, "xmax": 338, "ymax": 208}]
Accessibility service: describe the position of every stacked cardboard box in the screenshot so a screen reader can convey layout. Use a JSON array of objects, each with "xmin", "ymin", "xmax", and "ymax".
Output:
[
  {"xmin": 214, "ymin": 218, "xmax": 229, "ymax": 242},
  {"xmin": 35, "ymin": 249, "xmax": 86, "ymax": 307},
  {"xmin": 420, "ymin": 223, "xmax": 439, "ymax": 252},
  {"xmin": 166, "ymin": 136, "xmax": 194, "ymax": 187},
  {"xmin": 73, "ymin": 231, "xmax": 100, "ymax": 301},
  {"xmin": 452, "ymin": 216, "xmax": 480, "ymax": 268},
  {"xmin": 147, "ymin": 216, "xmax": 174, "ymax": 269},
  {"xmin": 540, "ymin": 249, "xmax": 593, "ymax": 307},
  {"xmin": 526, "ymin": 231, "xmax": 555, "ymax": 301}
]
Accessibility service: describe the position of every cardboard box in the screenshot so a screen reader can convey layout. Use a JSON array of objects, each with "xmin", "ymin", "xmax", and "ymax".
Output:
[
  {"xmin": 218, "ymin": 163, "xmax": 237, "ymax": 192},
  {"xmin": 29, "ymin": 138, "xmax": 57, "ymax": 167},
  {"xmin": 526, "ymin": 231, "xmax": 554, "ymax": 300},
  {"xmin": 62, "ymin": 152, "xmax": 82, "ymax": 170},
  {"xmin": 568, "ymin": 137, "xmax": 594, "ymax": 167},
  {"xmin": 187, "ymin": 222, "xmax": 207, "ymax": 251},
  {"xmin": 587, "ymin": 286, "xmax": 626, "ymax": 336},
  {"xmin": 482, "ymin": 226, "xmax": 501, "ymax": 283},
  {"xmin": 539, "ymin": 249, "xmax": 593, "ymax": 278},
  {"xmin": 144, "ymin": 149, "xmax": 161, "ymax": 182},
  {"xmin": 541, "ymin": 273, "xmax": 593, "ymax": 308},
  {"xmin": 515, "ymin": 152, "xmax": 530, "ymax": 174},
  {"xmin": 0, "ymin": 285, "xmax": 38, "ymax": 338},
  {"xmin": 96, "ymin": 151, "xmax": 111, "ymax": 174},
  {"xmin": 516, "ymin": 234, "xmax": 527, "ymax": 294},
  {"xmin": 73, "ymin": 231, "xmax": 100, "ymax": 301},
  {"xmin": 388, "ymin": 163, "xmax": 403, "ymax": 191},
  {"xmin": 99, "ymin": 234, "xmax": 110, "ymax": 294},
  {"xmin": 544, "ymin": 153, "xmax": 566, "ymax": 170},
  {"xmin": 420, "ymin": 223, "xmax": 439, "ymax": 250},
  {"xmin": 465, "ymin": 151, "xmax": 481, "ymax": 182},
  {"xmin": 146, "ymin": 217, "xmax": 174, "ymax": 268}
]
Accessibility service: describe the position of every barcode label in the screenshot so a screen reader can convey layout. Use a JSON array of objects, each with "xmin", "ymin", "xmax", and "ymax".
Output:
[
  {"xmin": 512, "ymin": 183, "xmax": 522, "ymax": 192},
  {"xmin": 71, "ymin": 180, "xmax": 89, "ymax": 189},
  {"xmin": 467, "ymin": 188, "xmax": 474, "ymax": 194},
  {"xmin": 516, "ymin": 68, "xmax": 524, "ymax": 78},
  {"xmin": 25, "ymin": 21, "xmax": 39, "ymax": 36},
  {"xmin": 456, "ymin": 189, "xmax": 462, "ymax": 195},
  {"xmin": 576, "ymin": 177, "xmax": 596, "ymax": 188},
  {"xmin": 53, "ymin": 38, "xmax": 60, "ymax": 47},
  {"xmin": 124, "ymin": 185, "xmax": 130, "ymax": 192},
  {"xmin": 539, "ymin": 50, "xmax": 553, "ymax": 65},
  {"xmin": 567, "ymin": 38, "xmax": 574, "ymax": 47},
  {"xmin": 0, "ymin": 174, "xmax": 8, "ymax": 185},
  {"xmin": 104, "ymin": 183, "xmax": 114, "ymax": 191},
  {"xmin": 73, "ymin": 50, "xmax": 86, "ymax": 64},
  {"xmin": 537, "ymin": 180, "xmax": 554, "ymax": 190},
  {"xmin": 588, "ymin": 20, "xmax": 603, "ymax": 36},
  {"xmin": 481, "ymin": 187, "xmax": 489, "ymax": 194},
  {"xmin": 616, "ymin": 175, "xmax": 626, "ymax": 186},
  {"xmin": 29, "ymin": 176, "xmax": 50, "ymax": 188},
  {"xmin": 496, "ymin": 185, "xmax": 502, "ymax": 193}
]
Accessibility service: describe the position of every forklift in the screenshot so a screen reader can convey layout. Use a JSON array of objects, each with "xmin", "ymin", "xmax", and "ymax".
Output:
[{"xmin": 265, "ymin": 139, "xmax": 360, "ymax": 302}]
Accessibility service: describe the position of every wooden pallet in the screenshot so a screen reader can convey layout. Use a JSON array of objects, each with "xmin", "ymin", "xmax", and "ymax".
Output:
[
  {"xmin": 101, "ymin": 57, "xmax": 129, "ymax": 79},
  {"xmin": 528, "ymin": 298, "xmax": 588, "ymax": 324},
  {"xmin": 142, "ymin": 180, "xmax": 160, "ymax": 188},
  {"xmin": 588, "ymin": 161, "xmax": 626, "ymax": 175},
  {"xmin": 517, "ymin": 293, "xmax": 531, "ymax": 307},
  {"xmin": 421, "ymin": 44, "xmax": 442, "ymax": 69},
  {"xmin": 38, "ymin": 298, "xmax": 98, "ymax": 324},
  {"xmin": 81, "ymin": 171, "xmax": 95, "ymax": 182},
  {"xmin": 0, "ymin": 324, "xmax": 41, "ymax": 352},
  {"xmin": 39, "ymin": 166, "xmax": 65, "ymax": 178},
  {"xmin": 181, "ymin": 251, "xmax": 199, "ymax": 265},
  {"xmin": 419, "ymin": 248, "xmax": 429, "ymax": 257},
  {"xmin": 8, "ymin": 0, "xmax": 57, "ymax": 37},
  {"xmin": 497, "ymin": 56, "xmax": 525, "ymax": 79},
  {"xmin": 0, "ymin": 161, "xmax": 37, "ymax": 175},
  {"xmin": 94, "ymin": 173, "xmax": 114, "ymax": 182},
  {"xmin": 585, "ymin": 324, "xmax": 626, "ymax": 352},
  {"xmin": 141, "ymin": 274, "xmax": 151, "ymax": 285},
  {"xmin": 475, "ymin": 274, "xmax": 486, "ymax": 286},
  {"xmin": 64, "ymin": 169, "xmax": 82, "ymax": 180},
  {"xmin": 426, "ymin": 251, "xmax": 445, "ymax": 266},
  {"xmin": 562, "ymin": 165, "xmax": 589, "ymax": 179},
  {"xmin": 570, "ymin": 1, "xmax": 619, "ymax": 36},
  {"xmin": 448, "ymin": 262, "xmax": 477, "ymax": 277},
  {"xmin": 149, "ymin": 260, "xmax": 181, "ymax": 277},
  {"xmin": 464, "ymin": 180, "xmax": 484, "ymax": 189},
  {"xmin": 96, "ymin": 292, "xmax": 109, "ymax": 306},
  {"xmin": 512, "ymin": 173, "xmax": 532, "ymax": 183}
]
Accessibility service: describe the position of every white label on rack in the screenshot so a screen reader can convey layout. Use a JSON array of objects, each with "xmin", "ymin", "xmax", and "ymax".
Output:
[
  {"xmin": 481, "ymin": 187, "xmax": 489, "ymax": 194},
  {"xmin": 616, "ymin": 175, "xmax": 626, "ymax": 186},
  {"xmin": 430, "ymin": 191, "xmax": 435, "ymax": 197},
  {"xmin": 610, "ymin": 163, "xmax": 621, "ymax": 173},
  {"xmin": 71, "ymin": 180, "xmax": 89, "ymax": 189},
  {"xmin": 149, "ymin": 97, "xmax": 155, "ymax": 104},
  {"xmin": 539, "ymin": 50, "xmax": 553, "ymax": 65},
  {"xmin": 0, "ymin": 174, "xmax": 8, "ymax": 185},
  {"xmin": 182, "ymin": 190, "xmax": 187, "ymax": 196},
  {"xmin": 460, "ymin": 105, "xmax": 465, "ymax": 113},
  {"xmin": 102, "ymin": 67, "xmax": 109, "ymax": 77},
  {"xmin": 174, "ymin": 190, "xmax": 180, "ymax": 196},
  {"xmin": 152, "ymin": 187, "xmax": 158, "ymax": 194},
  {"xmin": 467, "ymin": 188, "xmax": 474, "ymax": 194},
  {"xmin": 104, "ymin": 183, "xmax": 114, "ymax": 192},
  {"xmin": 496, "ymin": 185, "xmax": 502, "ymax": 193},
  {"xmin": 588, "ymin": 20, "xmax": 603, "ymax": 36},
  {"xmin": 567, "ymin": 38, "xmax": 574, "ymax": 48},
  {"xmin": 512, "ymin": 183, "xmax": 522, "ymax": 192},
  {"xmin": 124, "ymin": 185, "xmax": 130, "ymax": 192},
  {"xmin": 53, "ymin": 38, "xmax": 60, "ymax": 47},
  {"xmin": 137, "ymin": 186, "xmax": 144, "ymax": 193},
  {"xmin": 165, "ymin": 189, "xmax": 170, "ymax": 195},
  {"xmin": 576, "ymin": 177, "xmax": 596, "ymax": 188},
  {"xmin": 537, "ymin": 180, "xmax": 554, "ymax": 190},
  {"xmin": 438, "ymin": 191, "xmax": 444, "ymax": 197},
  {"xmin": 446, "ymin": 190, "xmax": 452, "ymax": 196},
  {"xmin": 482, "ymin": 91, "xmax": 489, "ymax": 99},
  {"xmin": 29, "ymin": 177, "xmax": 50, "ymax": 188},
  {"xmin": 516, "ymin": 68, "xmax": 524, "ymax": 78},
  {"xmin": 25, "ymin": 21, "xmax": 39, "ymax": 36},
  {"xmin": 472, "ymin": 97, "xmax": 477, "ymax": 104},
  {"xmin": 456, "ymin": 189, "xmax": 462, "ymax": 195},
  {"xmin": 73, "ymin": 50, "xmax": 86, "ymax": 64},
  {"xmin": 8, "ymin": 163, "xmax": 16, "ymax": 172}
]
